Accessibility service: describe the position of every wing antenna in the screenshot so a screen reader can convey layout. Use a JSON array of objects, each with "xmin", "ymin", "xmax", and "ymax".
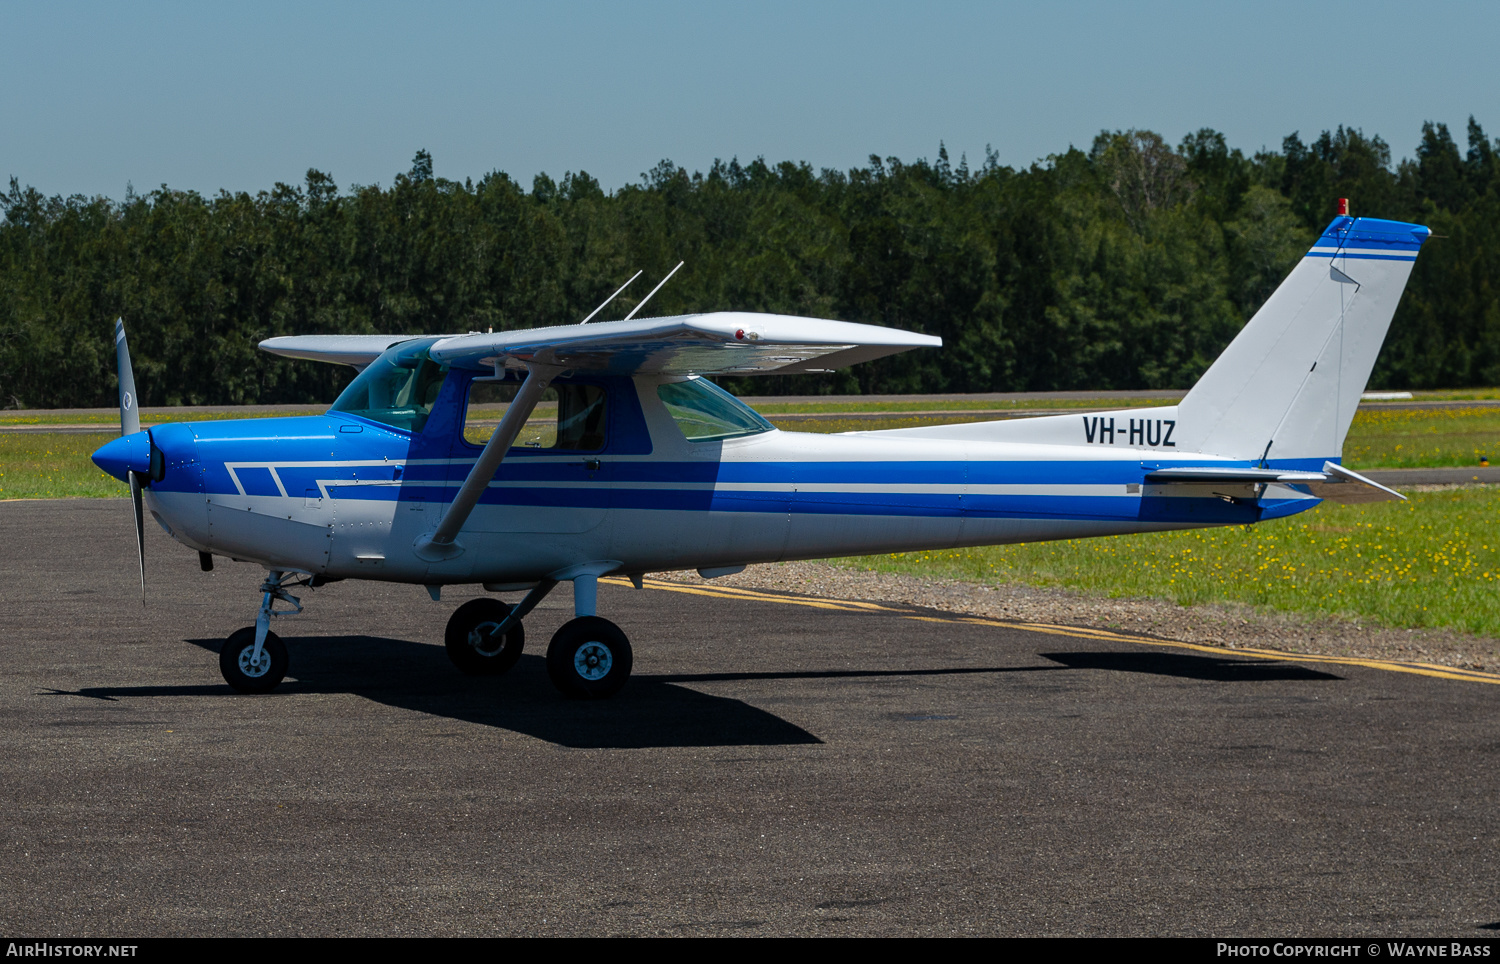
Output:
[
  {"xmin": 579, "ymin": 270, "xmax": 643, "ymax": 324},
  {"xmin": 623, "ymin": 261, "xmax": 684, "ymax": 321}
]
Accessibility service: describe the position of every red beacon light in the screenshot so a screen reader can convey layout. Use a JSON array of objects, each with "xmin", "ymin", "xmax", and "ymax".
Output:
[{"xmin": 1337, "ymin": 197, "xmax": 1349, "ymax": 216}]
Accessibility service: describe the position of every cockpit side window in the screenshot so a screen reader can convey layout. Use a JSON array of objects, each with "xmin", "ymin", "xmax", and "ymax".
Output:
[
  {"xmin": 329, "ymin": 340, "xmax": 448, "ymax": 434},
  {"xmin": 657, "ymin": 378, "xmax": 774, "ymax": 441},
  {"xmin": 464, "ymin": 379, "xmax": 608, "ymax": 452}
]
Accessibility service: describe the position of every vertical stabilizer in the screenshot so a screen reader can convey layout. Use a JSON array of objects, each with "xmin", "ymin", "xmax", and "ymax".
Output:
[{"xmin": 1174, "ymin": 216, "xmax": 1429, "ymax": 464}]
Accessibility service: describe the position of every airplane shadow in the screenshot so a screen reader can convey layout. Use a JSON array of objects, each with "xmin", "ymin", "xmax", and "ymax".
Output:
[
  {"xmin": 1041, "ymin": 651, "xmax": 1344, "ymax": 682},
  {"xmin": 43, "ymin": 639, "xmax": 1342, "ymax": 748},
  {"xmin": 75, "ymin": 636, "xmax": 826, "ymax": 749}
]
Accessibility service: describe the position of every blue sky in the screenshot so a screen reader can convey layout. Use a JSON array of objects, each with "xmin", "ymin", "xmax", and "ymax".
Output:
[{"xmin": 4, "ymin": 1, "xmax": 1497, "ymax": 199}]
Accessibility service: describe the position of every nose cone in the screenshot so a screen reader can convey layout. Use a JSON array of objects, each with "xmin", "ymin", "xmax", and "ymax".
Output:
[{"xmin": 92, "ymin": 431, "xmax": 151, "ymax": 481}]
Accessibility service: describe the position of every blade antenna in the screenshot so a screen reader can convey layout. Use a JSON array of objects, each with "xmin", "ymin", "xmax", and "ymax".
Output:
[
  {"xmin": 579, "ymin": 270, "xmax": 643, "ymax": 324},
  {"xmin": 623, "ymin": 261, "xmax": 684, "ymax": 321}
]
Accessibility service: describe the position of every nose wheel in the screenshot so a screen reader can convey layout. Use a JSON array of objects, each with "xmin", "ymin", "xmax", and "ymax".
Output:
[
  {"xmin": 220, "ymin": 627, "xmax": 288, "ymax": 693},
  {"xmin": 546, "ymin": 616, "xmax": 633, "ymax": 699}
]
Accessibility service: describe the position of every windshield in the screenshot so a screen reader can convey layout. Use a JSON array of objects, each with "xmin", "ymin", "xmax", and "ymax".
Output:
[
  {"xmin": 657, "ymin": 378, "xmax": 774, "ymax": 441},
  {"xmin": 330, "ymin": 339, "xmax": 449, "ymax": 433}
]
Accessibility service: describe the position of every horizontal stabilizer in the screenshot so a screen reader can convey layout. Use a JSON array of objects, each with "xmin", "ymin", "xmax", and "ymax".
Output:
[
  {"xmin": 1146, "ymin": 461, "xmax": 1403, "ymax": 504},
  {"xmin": 1144, "ymin": 466, "xmax": 1326, "ymax": 484},
  {"xmin": 1302, "ymin": 461, "xmax": 1406, "ymax": 504}
]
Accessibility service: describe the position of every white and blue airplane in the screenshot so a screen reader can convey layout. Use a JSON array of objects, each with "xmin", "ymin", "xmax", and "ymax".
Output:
[{"xmin": 92, "ymin": 212, "xmax": 1428, "ymax": 699}]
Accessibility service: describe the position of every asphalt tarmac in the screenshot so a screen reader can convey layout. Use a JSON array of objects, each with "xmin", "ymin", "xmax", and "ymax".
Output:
[{"xmin": 2, "ymin": 499, "xmax": 1497, "ymax": 937}]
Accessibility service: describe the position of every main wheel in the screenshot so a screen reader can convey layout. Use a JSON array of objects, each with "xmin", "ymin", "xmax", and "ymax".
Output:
[
  {"xmin": 220, "ymin": 627, "xmax": 289, "ymax": 694},
  {"xmin": 445, "ymin": 598, "xmax": 525, "ymax": 675},
  {"xmin": 546, "ymin": 616, "xmax": 632, "ymax": 700}
]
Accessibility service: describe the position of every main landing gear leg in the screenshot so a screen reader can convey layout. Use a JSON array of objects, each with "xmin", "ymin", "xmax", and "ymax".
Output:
[
  {"xmin": 220, "ymin": 570, "xmax": 302, "ymax": 693},
  {"xmin": 546, "ymin": 573, "xmax": 633, "ymax": 700}
]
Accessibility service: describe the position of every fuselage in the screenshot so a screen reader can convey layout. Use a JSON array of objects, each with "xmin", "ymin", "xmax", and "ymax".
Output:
[{"xmin": 123, "ymin": 368, "xmax": 1321, "ymax": 585}]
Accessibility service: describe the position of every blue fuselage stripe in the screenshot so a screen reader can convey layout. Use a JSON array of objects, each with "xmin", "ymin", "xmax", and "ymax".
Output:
[
  {"xmin": 150, "ymin": 414, "xmax": 1327, "ymax": 529},
  {"xmin": 165, "ymin": 456, "xmax": 1320, "ymax": 494}
]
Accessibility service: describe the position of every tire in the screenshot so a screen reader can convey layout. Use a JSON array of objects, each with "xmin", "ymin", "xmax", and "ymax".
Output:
[
  {"xmin": 220, "ymin": 626, "xmax": 289, "ymax": 694},
  {"xmin": 546, "ymin": 616, "xmax": 632, "ymax": 700},
  {"xmin": 445, "ymin": 598, "xmax": 525, "ymax": 675}
]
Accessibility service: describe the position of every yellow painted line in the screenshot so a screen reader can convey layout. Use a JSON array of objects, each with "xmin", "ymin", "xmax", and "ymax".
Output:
[
  {"xmin": 657, "ymin": 579, "xmax": 911, "ymax": 612},
  {"xmin": 939, "ymin": 615, "xmax": 1500, "ymax": 683},
  {"xmin": 620, "ymin": 577, "xmax": 1500, "ymax": 686},
  {"xmin": 605, "ymin": 577, "xmax": 915, "ymax": 614}
]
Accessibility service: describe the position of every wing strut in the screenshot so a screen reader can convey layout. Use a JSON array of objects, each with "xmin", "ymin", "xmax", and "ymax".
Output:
[{"xmin": 414, "ymin": 362, "xmax": 563, "ymax": 561}]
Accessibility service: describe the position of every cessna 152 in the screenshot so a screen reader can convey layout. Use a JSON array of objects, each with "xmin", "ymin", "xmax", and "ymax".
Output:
[{"xmin": 92, "ymin": 212, "xmax": 1428, "ymax": 699}]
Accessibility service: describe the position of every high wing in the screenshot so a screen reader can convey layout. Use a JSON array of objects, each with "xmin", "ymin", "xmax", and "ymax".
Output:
[
  {"xmin": 259, "ymin": 334, "xmax": 420, "ymax": 370},
  {"xmin": 258, "ymin": 312, "xmax": 940, "ymax": 563},
  {"xmin": 429, "ymin": 312, "xmax": 940, "ymax": 375},
  {"xmin": 259, "ymin": 313, "xmax": 941, "ymax": 376}
]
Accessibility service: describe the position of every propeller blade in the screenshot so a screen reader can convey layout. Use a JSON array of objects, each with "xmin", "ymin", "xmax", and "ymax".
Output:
[
  {"xmin": 129, "ymin": 470, "xmax": 146, "ymax": 602},
  {"xmin": 115, "ymin": 318, "xmax": 140, "ymax": 437}
]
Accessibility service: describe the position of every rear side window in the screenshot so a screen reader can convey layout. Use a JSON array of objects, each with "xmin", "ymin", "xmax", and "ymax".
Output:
[
  {"xmin": 657, "ymin": 378, "xmax": 773, "ymax": 441},
  {"xmin": 465, "ymin": 380, "xmax": 608, "ymax": 451}
]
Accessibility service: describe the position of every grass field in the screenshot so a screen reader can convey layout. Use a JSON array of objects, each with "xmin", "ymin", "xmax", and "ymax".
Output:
[
  {"xmin": 0, "ymin": 433, "xmax": 125, "ymax": 499},
  {"xmin": 769, "ymin": 404, "xmax": 1500, "ymax": 469},
  {"xmin": 745, "ymin": 387, "xmax": 1500, "ymax": 415},
  {"xmin": 749, "ymin": 396, "xmax": 1182, "ymax": 415},
  {"xmin": 4, "ymin": 397, "xmax": 1496, "ymax": 638},
  {"xmin": 836, "ymin": 487, "xmax": 1500, "ymax": 638},
  {"xmin": 0, "ymin": 408, "xmax": 322, "ymax": 427},
  {"xmin": 1341, "ymin": 406, "xmax": 1500, "ymax": 468}
]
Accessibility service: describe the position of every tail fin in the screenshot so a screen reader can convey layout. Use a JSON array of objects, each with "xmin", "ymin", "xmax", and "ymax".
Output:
[
  {"xmin": 1174, "ymin": 215, "xmax": 1430, "ymax": 465},
  {"xmin": 855, "ymin": 214, "xmax": 1429, "ymax": 460}
]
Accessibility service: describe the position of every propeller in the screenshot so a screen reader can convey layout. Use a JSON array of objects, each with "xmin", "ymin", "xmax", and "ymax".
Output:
[
  {"xmin": 116, "ymin": 317, "xmax": 140, "ymax": 437},
  {"xmin": 114, "ymin": 318, "xmax": 146, "ymax": 602}
]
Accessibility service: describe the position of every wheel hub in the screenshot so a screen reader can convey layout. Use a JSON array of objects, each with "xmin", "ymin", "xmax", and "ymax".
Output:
[
  {"xmin": 238, "ymin": 646, "xmax": 272, "ymax": 678},
  {"xmin": 468, "ymin": 622, "xmax": 506, "ymax": 657},
  {"xmin": 574, "ymin": 642, "xmax": 612, "ymax": 680}
]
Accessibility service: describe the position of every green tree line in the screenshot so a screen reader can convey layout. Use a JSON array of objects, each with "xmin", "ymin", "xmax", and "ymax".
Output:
[{"xmin": 3, "ymin": 120, "xmax": 1498, "ymax": 408}]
